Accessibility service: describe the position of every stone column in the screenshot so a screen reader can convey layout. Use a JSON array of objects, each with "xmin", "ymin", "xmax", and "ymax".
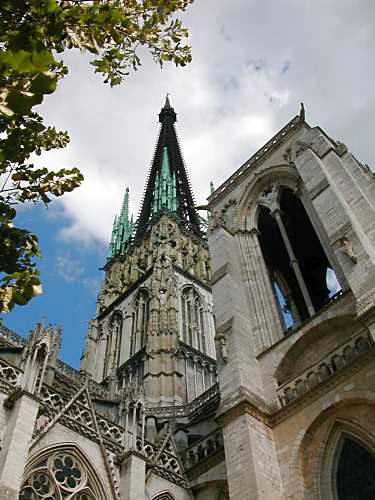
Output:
[
  {"xmin": 119, "ymin": 452, "xmax": 146, "ymax": 500},
  {"xmin": 272, "ymin": 209, "xmax": 315, "ymax": 316},
  {"xmin": 121, "ymin": 313, "xmax": 133, "ymax": 364},
  {"xmin": 236, "ymin": 229, "xmax": 284, "ymax": 352},
  {"xmin": 0, "ymin": 392, "xmax": 39, "ymax": 499},
  {"xmin": 221, "ymin": 410, "xmax": 283, "ymax": 500}
]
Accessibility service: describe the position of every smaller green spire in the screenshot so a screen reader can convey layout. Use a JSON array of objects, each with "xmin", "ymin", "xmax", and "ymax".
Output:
[
  {"xmin": 107, "ymin": 187, "xmax": 135, "ymax": 259},
  {"xmin": 153, "ymin": 147, "xmax": 178, "ymax": 216}
]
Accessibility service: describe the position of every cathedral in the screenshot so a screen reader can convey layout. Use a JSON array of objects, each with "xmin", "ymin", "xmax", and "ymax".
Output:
[{"xmin": 0, "ymin": 97, "xmax": 375, "ymax": 500}]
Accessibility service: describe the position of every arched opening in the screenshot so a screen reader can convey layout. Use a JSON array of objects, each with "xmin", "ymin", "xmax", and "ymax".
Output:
[
  {"xmin": 152, "ymin": 492, "xmax": 175, "ymax": 500},
  {"xmin": 258, "ymin": 205, "xmax": 308, "ymax": 326},
  {"xmin": 19, "ymin": 445, "xmax": 107, "ymax": 500},
  {"xmin": 181, "ymin": 287, "xmax": 206, "ymax": 353},
  {"xmin": 257, "ymin": 186, "xmax": 342, "ymax": 331},
  {"xmin": 103, "ymin": 312, "xmax": 123, "ymax": 378},
  {"xmin": 279, "ymin": 188, "xmax": 340, "ymax": 311},
  {"xmin": 335, "ymin": 436, "xmax": 375, "ymax": 500},
  {"xmin": 130, "ymin": 289, "xmax": 150, "ymax": 356},
  {"xmin": 216, "ymin": 487, "xmax": 230, "ymax": 500}
]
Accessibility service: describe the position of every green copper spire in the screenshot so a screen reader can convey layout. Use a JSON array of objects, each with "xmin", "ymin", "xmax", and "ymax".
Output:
[
  {"xmin": 152, "ymin": 146, "xmax": 177, "ymax": 216},
  {"xmin": 107, "ymin": 187, "xmax": 135, "ymax": 259}
]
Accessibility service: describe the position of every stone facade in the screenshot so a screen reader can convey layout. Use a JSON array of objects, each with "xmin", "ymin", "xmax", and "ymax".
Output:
[
  {"xmin": 208, "ymin": 111, "xmax": 375, "ymax": 499},
  {"xmin": 1, "ymin": 106, "xmax": 375, "ymax": 499}
]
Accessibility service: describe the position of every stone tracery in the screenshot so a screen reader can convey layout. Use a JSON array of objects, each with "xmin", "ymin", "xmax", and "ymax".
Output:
[{"xmin": 19, "ymin": 450, "xmax": 101, "ymax": 500}]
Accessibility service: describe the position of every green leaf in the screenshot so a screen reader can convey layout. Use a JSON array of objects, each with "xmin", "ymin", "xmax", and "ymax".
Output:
[
  {"xmin": 0, "ymin": 50, "xmax": 35, "ymax": 72},
  {"xmin": 31, "ymin": 50, "xmax": 55, "ymax": 71},
  {"xmin": 30, "ymin": 73, "xmax": 57, "ymax": 95},
  {"xmin": 6, "ymin": 91, "xmax": 43, "ymax": 114}
]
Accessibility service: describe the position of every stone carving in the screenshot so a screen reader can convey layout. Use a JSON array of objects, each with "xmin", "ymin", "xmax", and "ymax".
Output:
[
  {"xmin": 283, "ymin": 146, "xmax": 296, "ymax": 168},
  {"xmin": 277, "ymin": 331, "xmax": 373, "ymax": 406},
  {"xmin": 99, "ymin": 216, "xmax": 211, "ymax": 310},
  {"xmin": 340, "ymin": 237, "xmax": 358, "ymax": 264},
  {"xmin": 217, "ymin": 335, "xmax": 228, "ymax": 363},
  {"xmin": 356, "ymin": 288, "xmax": 375, "ymax": 317},
  {"xmin": 184, "ymin": 428, "xmax": 223, "ymax": 469},
  {"xmin": 257, "ymin": 184, "xmax": 279, "ymax": 212},
  {"xmin": 149, "ymin": 254, "xmax": 178, "ymax": 337},
  {"xmin": 335, "ymin": 141, "xmax": 348, "ymax": 157},
  {"xmin": 0, "ymin": 358, "xmax": 20, "ymax": 387},
  {"xmin": 19, "ymin": 450, "xmax": 100, "ymax": 500},
  {"xmin": 208, "ymin": 199, "xmax": 237, "ymax": 235}
]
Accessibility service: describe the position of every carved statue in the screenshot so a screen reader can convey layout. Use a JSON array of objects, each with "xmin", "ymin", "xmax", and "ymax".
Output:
[{"xmin": 340, "ymin": 237, "xmax": 358, "ymax": 264}]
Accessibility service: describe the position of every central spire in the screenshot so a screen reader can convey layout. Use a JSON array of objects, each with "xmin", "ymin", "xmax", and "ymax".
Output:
[{"xmin": 134, "ymin": 97, "xmax": 202, "ymax": 240}]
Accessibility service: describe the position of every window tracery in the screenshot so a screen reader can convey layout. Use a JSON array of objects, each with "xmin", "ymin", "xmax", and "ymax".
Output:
[
  {"xmin": 257, "ymin": 185, "xmax": 342, "ymax": 329},
  {"xmin": 152, "ymin": 492, "xmax": 175, "ymax": 500},
  {"xmin": 19, "ymin": 450, "xmax": 102, "ymax": 500},
  {"xmin": 103, "ymin": 312, "xmax": 123, "ymax": 378},
  {"xmin": 335, "ymin": 436, "xmax": 375, "ymax": 500},
  {"xmin": 130, "ymin": 289, "xmax": 150, "ymax": 355},
  {"xmin": 181, "ymin": 287, "xmax": 206, "ymax": 353}
]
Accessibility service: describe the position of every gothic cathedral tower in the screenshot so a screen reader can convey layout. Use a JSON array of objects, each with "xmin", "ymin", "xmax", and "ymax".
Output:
[{"xmin": 81, "ymin": 97, "xmax": 216, "ymax": 409}]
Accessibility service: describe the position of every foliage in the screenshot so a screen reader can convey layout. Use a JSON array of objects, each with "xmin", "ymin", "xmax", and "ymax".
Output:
[{"xmin": 0, "ymin": 0, "xmax": 193, "ymax": 312}]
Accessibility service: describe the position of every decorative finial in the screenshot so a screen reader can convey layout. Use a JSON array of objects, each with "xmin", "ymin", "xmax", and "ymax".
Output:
[
  {"xmin": 300, "ymin": 102, "xmax": 305, "ymax": 121},
  {"xmin": 164, "ymin": 93, "xmax": 172, "ymax": 109}
]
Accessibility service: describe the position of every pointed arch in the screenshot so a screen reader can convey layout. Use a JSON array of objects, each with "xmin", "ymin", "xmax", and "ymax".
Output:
[
  {"xmin": 130, "ymin": 288, "xmax": 150, "ymax": 355},
  {"xmin": 103, "ymin": 310, "xmax": 123, "ymax": 378},
  {"xmin": 19, "ymin": 443, "xmax": 109, "ymax": 500},
  {"xmin": 152, "ymin": 491, "xmax": 175, "ymax": 500},
  {"xmin": 319, "ymin": 422, "xmax": 375, "ymax": 500},
  {"xmin": 216, "ymin": 487, "xmax": 230, "ymax": 500},
  {"xmin": 181, "ymin": 285, "xmax": 206, "ymax": 353}
]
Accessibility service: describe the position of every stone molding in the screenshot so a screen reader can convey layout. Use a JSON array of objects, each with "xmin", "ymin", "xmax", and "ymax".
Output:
[
  {"xmin": 208, "ymin": 115, "xmax": 304, "ymax": 206},
  {"xmin": 216, "ymin": 345, "xmax": 375, "ymax": 429},
  {"xmin": 356, "ymin": 287, "xmax": 375, "ymax": 318}
]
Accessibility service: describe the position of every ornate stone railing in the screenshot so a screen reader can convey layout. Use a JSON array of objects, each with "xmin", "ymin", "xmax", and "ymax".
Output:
[
  {"xmin": 184, "ymin": 428, "xmax": 224, "ymax": 469},
  {"xmin": 277, "ymin": 330, "xmax": 374, "ymax": 407},
  {"xmin": 38, "ymin": 383, "xmax": 126, "ymax": 453},
  {"xmin": 55, "ymin": 359, "xmax": 82, "ymax": 384},
  {"xmin": 0, "ymin": 358, "xmax": 22, "ymax": 388},
  {"xmin": 136, "ymin": 437, "xmax": 188, "ymax": 488},
  {"xmin": 146, "ymin": 383, "xmax": 220, "ymax": 418},
  {"xmin": 0, "ymin": 324, "xmax": 26, "ymax": 347}
]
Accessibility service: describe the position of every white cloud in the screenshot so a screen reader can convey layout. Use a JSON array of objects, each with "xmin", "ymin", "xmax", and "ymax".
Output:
[
  {"xmin": 56, "ymin": 252, "xmax": 101, "ymax": 295},
  {"xmin": 32, "ymin": 0, "xmax": 375, "ymax": 246}
]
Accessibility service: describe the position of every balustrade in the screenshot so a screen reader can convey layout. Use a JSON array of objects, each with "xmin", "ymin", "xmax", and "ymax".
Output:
[
  {"xmin": 277, "ymin": 331, "xmax": 373, "ymax": 406},
  {"xmin": 184, "ymin": 429, "xmax": 223, "ymax": 468}
]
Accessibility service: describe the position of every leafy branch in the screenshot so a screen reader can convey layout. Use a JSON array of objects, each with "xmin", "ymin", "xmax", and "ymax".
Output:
[{"xmin": 0, "ymin": 0, "xmax": 193, "ymax": 312}]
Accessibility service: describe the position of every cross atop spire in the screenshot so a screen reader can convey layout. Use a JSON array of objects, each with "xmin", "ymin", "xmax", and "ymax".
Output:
[{"xmin": 134, "ymin": 98, "xmax": 202, "ymax": 240}]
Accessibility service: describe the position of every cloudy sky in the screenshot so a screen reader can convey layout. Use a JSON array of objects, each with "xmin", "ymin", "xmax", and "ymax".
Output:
[{"xmin": 3, "ymin": 0, "xmax": 375, "ymax": 367}]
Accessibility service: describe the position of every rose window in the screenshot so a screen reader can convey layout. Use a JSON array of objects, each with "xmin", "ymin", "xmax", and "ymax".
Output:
[
  {"xmin": 19, "ymin": 451, "xmax": 100, "ymax": 500},
  {"xmin": 52, "ymin": 454, "xmax": 84, "ymax": 491}
]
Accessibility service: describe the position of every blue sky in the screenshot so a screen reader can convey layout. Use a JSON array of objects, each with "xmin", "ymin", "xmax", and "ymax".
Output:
[
  {"xmin": 2, "ymin": 204, "xmax": 105, "ymax": 368},
  {"xmin": 1, "ymin": 0, "xmax": 375, "ymax": 368}
]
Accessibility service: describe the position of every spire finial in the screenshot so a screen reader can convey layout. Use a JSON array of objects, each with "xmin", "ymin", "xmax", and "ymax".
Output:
[
  {"xmin": 300, "ymin": 102, "xmax": 305, "ymax": 121},
  {"xmin": 159, "ymin": 94, "xmax": 176, "ymax": 123},
  {"xmin": 164, "ymin": 93, "xmax": 171, "ymax": 109}
]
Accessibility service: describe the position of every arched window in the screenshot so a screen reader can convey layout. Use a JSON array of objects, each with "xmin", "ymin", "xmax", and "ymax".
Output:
[
  {"xmin": 181, "ymin": 287, "xmax": 206, "ymax": 353},
  {"xmin": 257, "ymin": 185, "xmax": 342, "ymax": 329},
  {"xmin": 130, "ymin": 289, "xmax": 150, "ymax": 356},
  {"xmin": 152, "ymin": 492, "xmax": 175, "ymax": 500},
  {"xmin": 103, "ymin": 312, "xmax": 122, "ymax": 378},
  {"xmin": 217, "ymin": 488, "xmax": 229, "ymax": 500},
  {"xmin": 19, "ymin": 448, "xmax": 106, "ymax": 500},
  {"xmin": 336, "ymin": 436, "xmax": 375, "ymax": 499}
]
